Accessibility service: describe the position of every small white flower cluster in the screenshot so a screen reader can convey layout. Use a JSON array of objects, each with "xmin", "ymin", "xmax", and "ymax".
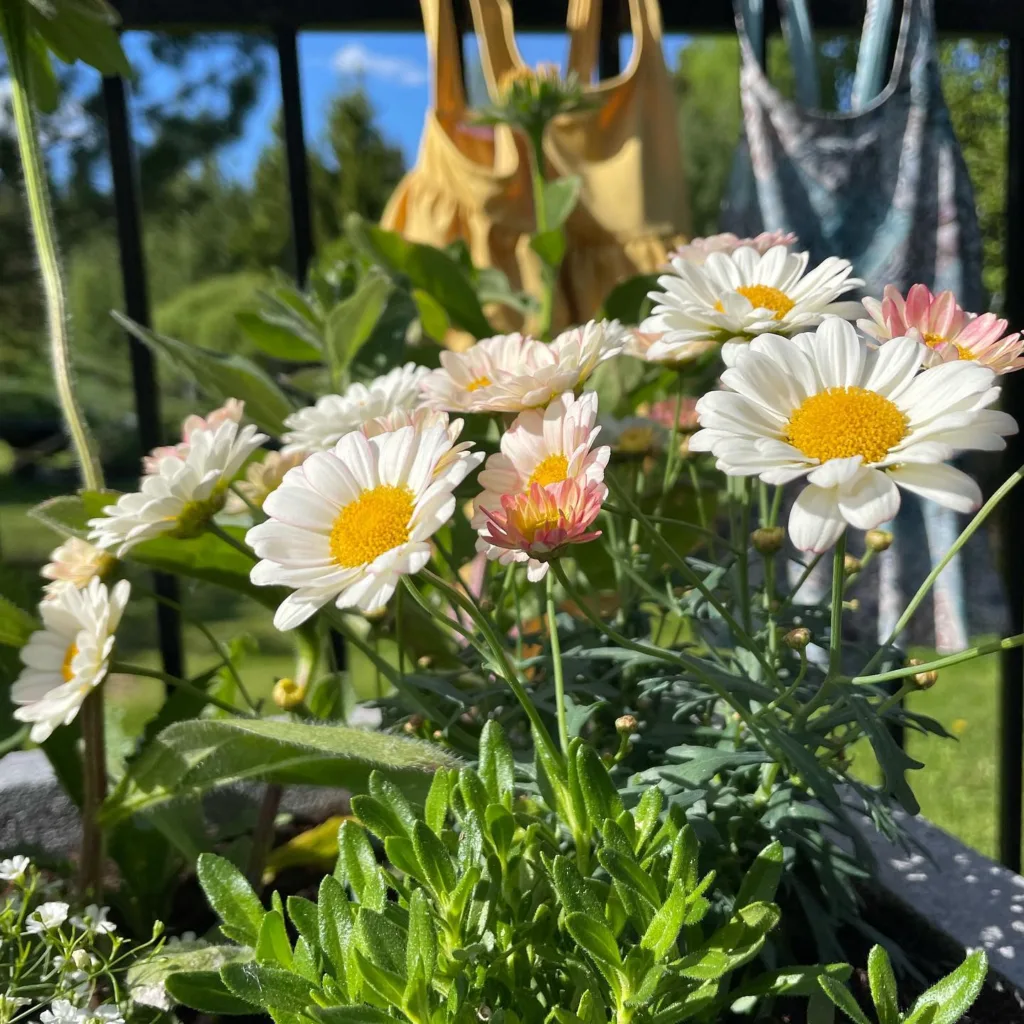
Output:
[{"xmin": 0, "ymin": 857, "xmax": 140, "ymax": 1024}]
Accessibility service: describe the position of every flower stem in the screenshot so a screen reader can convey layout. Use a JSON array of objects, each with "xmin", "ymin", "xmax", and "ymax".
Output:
[
  {"xmin": 546, "ymin": 571, "xmax": 570, "ymax": 755},
  {"xmin": 850, "ymin": 632, "xmax": 1024, "ymax": 685},
  {"xmin": 111, "ymin": 662, "xmax": 250, "ymax": 716},
  {"xmin": 861, "ymin": 465, "xmax": 1024, "ymax": 676},
  {"xmin": 792, "ymin": 536, "xmax": 847, "ymax": 730},
  {"xmin": 421, "ymin": 569, "xmax": 563, "ymax": 768},
  {"xmin": 78, "ymin": 689, "xmax": 106, "ymax": 900},
  {"xmin": 2, "ymin": 2, "xmax": 102, "ymax": 492},
  {"xmin": 526, "ymin": 127, "xmax": 557, "ymax": 340},
  {"xmin": 208, "ymin": 521, "xmax": 258, "ymax": 561}
]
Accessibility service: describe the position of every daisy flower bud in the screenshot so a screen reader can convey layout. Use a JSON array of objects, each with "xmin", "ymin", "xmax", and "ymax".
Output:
[{"xmin": 751, "ymin": 526, "xmax": 785, "ymax": 554}]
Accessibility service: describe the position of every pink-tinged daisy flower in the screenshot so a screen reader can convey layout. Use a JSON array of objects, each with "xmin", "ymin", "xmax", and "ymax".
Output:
[
  {"xmin": 477, "ymin": 479, "xmax": 606, "ymax": 582},
  {"xmin": 472, "ymin": 393, "xmax": 609, "ymax": 560},
  {"xmin": 143, "ymin": 399, "xmax": 245, "ymax": 474},
  {"xmin": 859, "ymin": 283, "xmax": 1024, "ymax": 374},
  {"xmin": 668, "ymin": 230, "xmax": 798, "ymax": 266},
  {"xmin": 625, "ymin": 328, "xmax": 720, "ymax": 367}
]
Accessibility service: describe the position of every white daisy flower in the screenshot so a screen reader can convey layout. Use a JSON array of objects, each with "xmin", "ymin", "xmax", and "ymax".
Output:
[
  {"xmin": 41, "ymin": 539, "xmax": 114, "ymax": 600},
  {"xmin": 248, "ymin": 423, "xmax": 484, "ymax": 628},
  {"xmin": 641, "ymin": 245, "xmax": 864, "ymax": 365},
  {"xmin": 72, "ymin": 904, "xmax": 116, "ymax": 935},
  {"xmin": 421, "ymin": 321, "xmax": 625, "ymax": 414},
  {"xmin": 471, "ymin": 392, "xmax": 609, "ymax": 560},
  {"xmin": 223, "ymin": 449, "xmax": 309, "ymax": 514},
  {"xmin": 281, "ymin": 364, "xmax": 429, "ymax": 454},
  {"xmin": 0, "ymin": 856, "xmax": 30, "ymax": 882},
  {"xmin": 88, "ymin": 421, "xmax": 267, "ymax": 555},
  {"xmin": 12, "ymin": 579, "xmax": 131, "ymax": 743},
  {"xmin": 689, "ymin": 319, "xmax": 1017, "ymax": 552},
  {"xmin": 26, "ymin": 901, "xmax": 70, "ymax": 934}
]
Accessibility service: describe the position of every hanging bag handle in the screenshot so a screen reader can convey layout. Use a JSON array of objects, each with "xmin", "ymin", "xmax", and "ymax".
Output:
[
  {"xmin": 851, "ymin": 0, "xmax": 897, "ymax": 109},
  {"xmin": 566, "ymin": 0, "xmax": 602, "ymax": 81},
  {"xmin": 422, "ymin": 0, "xmax": 465, "ymax": 116},
  {"xmin": 736, "ymin": 0, "xmax": 819, "ymax": 108}
]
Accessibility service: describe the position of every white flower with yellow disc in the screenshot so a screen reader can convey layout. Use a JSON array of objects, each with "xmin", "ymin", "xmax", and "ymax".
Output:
[
  {"xmin": 689, "ymin": 319, "xmax": 1017, "ymax": 552},
  {"xmin": 642, "ymin": 245, "xmax": 863, "ymax": 365},
  {"xmin": 88, "ymin": 421, "xmax": 267, "ymax": 555},
  {"xmin": 248, "ymin": 422, "xmax": 483, "ymax": 628},
  {"xmin": 12, "ymin": 578, "xmax": 131, "ymax": 743}
]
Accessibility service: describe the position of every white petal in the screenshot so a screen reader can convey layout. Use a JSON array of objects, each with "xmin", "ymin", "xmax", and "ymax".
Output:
[
  {"xmin": 788, "ymin": 485, "xmax": 848, "ymax": 553},
  {"xmin": 813, "ymin": 318, "xmax": 864, "ymax": 388},
  {"xmin": 273, "ymin": 591, "xmax": 331, "ymax": 631},
  {"xmin": 836, "ymin": 468, "xmax": 901, "ymax": 530},
  {"xmin": 807, "ymin": 456, "xmax": 863, "ymax": 488},
  {"xmin": 863, "ymin": 337, "xmax": 924, "ymax": 399},
  {"xmin": 887, "ymin": 463, "xmax": 982, "ymax": 513}
]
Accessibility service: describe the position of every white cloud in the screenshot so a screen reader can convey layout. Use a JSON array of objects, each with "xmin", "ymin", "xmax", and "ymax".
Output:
[{"xmin": 332, "ymin": 43, "xmax": 427, "ymax": 87}]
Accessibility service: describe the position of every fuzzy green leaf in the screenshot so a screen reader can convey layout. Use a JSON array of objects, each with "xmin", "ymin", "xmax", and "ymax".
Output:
[
  {"xmin": 221, "ymin": 961, "xmax": 312, "ymax": 1015},
  {"xmin": 196, "ymin": 854, "xmax": 265, "ymax": 946},
  {"xmin": 406, "ymin": 889, "xmax": 437, "ymax": 982},
  {"xmin": 0, "ymin": 596, "xmax": 37, "ymax": 649},
  {"xmin": 412, "ymin": 820, "xmax": 456, "ymax": 897},
  {"xmin": 165, "ymin": 971, "xmax": 256, "ymax": 1015},
  {"xmin": 640, "ymin": 880, "xmax": 686, "ymax": 959},
  {"xmin": 817, "ymin": 976, "xmax": 873, "ymax": 1024},
  {"xmin": 338, "ymin": 820, "xmax": 387, "ymax": 912},
  {"xmin": 317, "ymin": 876, "xmax": 353, "ymax": 986},
  {"xmin": 565, "ymin": 912, "xmax": 622, "ymax": 967},
  {"xmin": 867, "ymin": 945, "xmax": 900, "ymax": 1024},
  {"xmin": 479, "ymin": 720, "xmax": 515, "ymax": 808},
  {"xmin": 735, "ymin": 841, "xmax": 784, "ymax": 907},
  {"xmin": 424, "ymin": 768, "xmax": 452, "ymax": 835},
  {"xmin": 904, "ymin": 950, "xmax": 987, "ymax": 1024},
  {"xmin": 102, "ymin": 719, "xmax": 457, "ymax": 824},
  {"xmin": 255, "ymin": 910, "xmax": 293, "ymax": 968}
]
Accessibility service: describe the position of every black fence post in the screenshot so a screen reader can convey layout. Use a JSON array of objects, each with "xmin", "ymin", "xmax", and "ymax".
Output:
[
  {"xmin": 1000, "ymin": 34, "xmax": 1024, "ymax": 874},
  {"xmin": 275, "ymin": 26, "xmax": 314, "ymax": 286},
  {"xmin": 102, "ymin": 74, "xmax": 184, "ymax": 681}
]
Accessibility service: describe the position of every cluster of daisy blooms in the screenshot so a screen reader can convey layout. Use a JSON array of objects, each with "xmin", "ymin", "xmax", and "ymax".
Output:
[
  {"xmin": 12, "ymin": 232, "xmax": 1024, "ymax": 735},
  {"xmin": 0, "ymin": 857, "xmax": 136, "ymax": 1024}
]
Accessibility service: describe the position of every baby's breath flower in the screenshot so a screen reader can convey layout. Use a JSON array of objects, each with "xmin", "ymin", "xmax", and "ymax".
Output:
[
  {"xmin": 25, "ymin": 901, "xmax": 69, "ymax": 934},
  {"xmin": 0, "ymin": 856, "xmax": 29, "ymax": 882},
  {"xmin": 71, "ymin": 905, "xmax": 115, "ymax": 935}
]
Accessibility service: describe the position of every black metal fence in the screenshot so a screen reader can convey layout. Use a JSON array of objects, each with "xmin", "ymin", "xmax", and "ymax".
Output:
[{"xmin": 102, "ymin": 0, "xmax": 1024, "ymax": 869}]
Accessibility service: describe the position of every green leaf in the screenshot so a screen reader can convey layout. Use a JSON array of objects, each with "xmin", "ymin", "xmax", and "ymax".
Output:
[
  {"xmin": 551, "ymin": 855, "xmax": 604, "ymax": 919},
  {"xmin": 165, "ymin": 971, "xmax": 257, "ymax": 1015},
  {"xmin": 369, "ymin": 771, "xmax": 418, "ymax": 834},
  {"xmin": 353, "ymin": 948, "xmax": 405, "ymax": 1006},
  {"xmin": 314, "ymin": 1008, "xmax": 395, "ymax": 1024},
  {"xmin": 317, "ymin": 876, "xmax": 354, "ymax": 985},
  {"xmin": 575, "ymin": 744, "xmax": 624, "ymax": 827},
  {"xmin": 25, "ymin": 29, "xmax": 59, "ymax": 113},
  {"xmin": 221, "ymin": 961, "xmax": 312, "ymax": 1015},
  {"xmin": 565, "ymin": 912, "xmax": 622, "ymax": 967},
  {"xmin": 598, "ymin": 849, "xmax": 660, "ymax": 909},
  {"xmin": 850, "ymin": 697, "xmax": 924, "ymax": 814},
  {"xmin": 817, "ymin": 976, "xmax": 873, "ymax": 1024},
  {"xmin": 326, "ymin": 272, "xmax": 391, "ymax": 379},
  {"xmin": 640, "ymin": 880, "xmax": 686, "ymax": 959},
  {"xmin": 905, "ymin": 950, "xmax": 987, "ymax": 1024},
  {"xmin": 103, "ymin": 718, "xmax": 458, "ymax": 824},
  {"xmin": 412, "ymin": 820, "xmax": 456, "ymax": 897},
  {"xmin": 256, "ymin": 910, "xmax": 294, "ymax": 968},
  {"xmin": 357, "ymin": 908, "xmax": 407, "ymax": 977},
  {"xmin": 867, "ymin": 945, "xmax": 900, "ymax": 1024},
  {"xmin": 0, "ymin": 596, "xmax": 37, "ymax": 648},
  {"xmin": 351, "ymin": 795, "xmax": 410, "ymax": 842},
  {"xmin": 406, "ymin": 889, "xmax": 437, "ymax": 981},
  {"xmin": 530, "ymin": 229, "xmax": 567, "ymax": 269},
  {"xmin": 411, "ymin": 288, "xmax": 450, "ymax": 342},
  {"xmin": 599, "ymin": 274, "xmax": 660, "ymax": 324},
  {"xmin": 114, "ymin": 313, "xmax": 294, "ymax": 436},
  {"xmin": 29, "ymin": 490, "xmax": 119, "ymax": 540},
  {"xmin": 287, "ymin": 896, "xmax": 321, "ymax": 952},
  {"xmin": 543, "ymin": 175, "xmax": 582, "ymax": 231},
  {"xmin": 196, "ymin": 854, "xmax": 265, "ymax": 946},
  {"xmin": 348, "ymin": 217, "xmax": 492, "ymax": 339},
  {"xmin": 735, "ymin": 841, "xmax": 784, "ymax": 907},
  {"xmin": 424, "ymin": 768, "xmax": 452, "ymax": 835},
  {"xmin": 28, "ymin": 4, "xmax": 129, "ymax": 74},
  {"xmin": 669, "ymin": 824, "xmax": 699, "ymax": 890},
  {"xmin": 479, "ymin": 720, "xmax": 515, "ymax": 808},
  {"xmin": 236, "ymin": 311, "xmax": 323, "ymax": 362},
  {"xmin": 633, "ymin": 786, "xmax": 663, "ymax": 852},
  {"xmin": 338, "ymin": 820, "xmax": 387, "ymax": 912},
  {"xmin": 729, "ymin": 964, "xmax": 852, "ymax": 1001}
]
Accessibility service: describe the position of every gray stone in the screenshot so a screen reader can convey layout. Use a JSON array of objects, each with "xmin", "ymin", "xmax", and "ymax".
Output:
[{"xmin": 854, "ymin": 809, "xmax": 1024, "ymax": 994}]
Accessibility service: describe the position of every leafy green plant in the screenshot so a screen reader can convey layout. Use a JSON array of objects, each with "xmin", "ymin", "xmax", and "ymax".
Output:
[{"xmin": 158, "ymin": 723, "xmax": 856, "ymax": 1024}]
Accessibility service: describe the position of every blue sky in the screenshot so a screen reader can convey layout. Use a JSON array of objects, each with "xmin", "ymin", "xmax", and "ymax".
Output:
[{"xmin": 114, "ymin": 29, "xmax": 690, "ymax": 183}]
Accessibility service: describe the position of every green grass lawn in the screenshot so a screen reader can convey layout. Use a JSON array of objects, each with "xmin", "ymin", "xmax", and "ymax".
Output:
[{"xmin": 0, "ymin": 499, "xmax": 1012, "ymax": 858}]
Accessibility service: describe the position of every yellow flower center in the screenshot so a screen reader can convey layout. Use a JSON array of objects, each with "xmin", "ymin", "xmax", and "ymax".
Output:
[
  {"xmin": 922, "ymin": 331, "xmax": 975, "ymax": 360},
  {"xmin": 62, "ymin": 643, "xmax": 79, "ymax": 683},
  {"xmin": 528, "ymin": 454, "xmax": 569, "ymax": 489},
  {"xmin": 511, "ymin": 506, "xmax": 562, "ymax": 544},
  {"xmin": 716, "ymin": 284, "xmax": 796, "ymax": 320},
  {"xmin": 785, "ymin": 386, "xmax": 908, "ymax": 465},
  {"xmin": 329, "ymin": 485, "xmax": 415, "ymax": 567},
  {"xmin": 465, "ymin": 376, "xmax": 492, "ymax": 392},
  {"xmin": 169, "ymin": 490, "xmax": 228, "ymax": 538}
]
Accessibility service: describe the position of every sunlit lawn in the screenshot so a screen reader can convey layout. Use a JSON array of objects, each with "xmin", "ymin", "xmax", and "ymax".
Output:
[{"xmin": 0, "ymin": 500, "xmax": 1012, "ymax": 858}]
